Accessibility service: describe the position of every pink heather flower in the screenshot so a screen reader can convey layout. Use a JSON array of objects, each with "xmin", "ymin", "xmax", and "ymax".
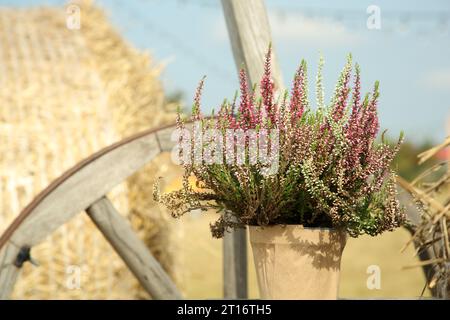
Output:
[
  {"xmin": 290, "ymin": 61, "xmax": 307, "ymax": 123},
  {"xmin": 277, "ymin": 91, "xmax": 289, "ymax": 131},
  {"xmin": 344, "ymin": 66, "xmax": 363, "ymax": 169},
  {"xmin": 364, "ymin": 82, "xmax": 380, "ymax": 140},
  {"xmin": 332, "ymin": 59, "xmax": 352, "ymax": 122},
  {"xmin": 238, "ymin": 69, "xmax": 257, "ymax": 129},
  {"xmin": 347, "ymin": 64, "xmax": 362, "ymax": 133},
  {"xmin": 191, "ymin": 76, "xmax": 206, "ymax": 121},
  {"xmin": 260, "ymin": 46, "xmax": 276, "ymax": 126}
]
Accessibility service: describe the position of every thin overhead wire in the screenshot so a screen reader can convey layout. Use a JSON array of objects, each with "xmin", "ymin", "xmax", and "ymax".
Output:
[{"xmin": 108, "ymin": 0, "xmax": 236, "ymax": 83}]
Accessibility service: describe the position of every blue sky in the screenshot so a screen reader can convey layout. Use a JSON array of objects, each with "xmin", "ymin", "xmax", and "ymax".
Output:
[{"xmin": 2, "ymin": 0, "xmax": 450, "ymax": 144}]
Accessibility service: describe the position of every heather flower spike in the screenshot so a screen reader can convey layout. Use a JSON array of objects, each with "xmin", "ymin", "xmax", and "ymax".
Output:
[
  {"xmin": 316, "ymin": 54, "xmax": 325, "ymax": 111},
  {"xmin": 156, "ymin": 49, "xmax": 406, "ymax": 239},
  {"xmin": 191, "ymin": 76, "xmax": 206, "ymax": 121},
  {"xmin": 260, "ymin": 44, "xmax": 276, "ymax": 125},
  {"xmin": 238, "ymin": 68, "xmax": 256, "ymax": 128},
  {"xmin": 290, "ymin": 60, "xmax": 308, "ymax": 123},
  {"xmin": 331, "ymin": 54, "xmax": 352, "ymax": 122}
]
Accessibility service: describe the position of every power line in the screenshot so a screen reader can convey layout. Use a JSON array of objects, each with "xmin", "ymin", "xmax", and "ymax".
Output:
[
  {"xmin": 179, "ymin": 0, "xmax": 450, "ymax": 35},
  {"xmin": 109, "ymin": 0, "xmax": 236, "ymax": 82},
  {"xmin": 180, "ymin": 0, "xmax": 450, "ymax": 20}
]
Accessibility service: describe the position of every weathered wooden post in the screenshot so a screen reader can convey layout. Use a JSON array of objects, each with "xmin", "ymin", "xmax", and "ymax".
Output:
[
  {"xmin": 221, "ymin": 0, "xmax": 285, "ymax": 299},
  {"xmin": 221, "ymin": 0, "xmax": 284, "ymax": 92},
  {"xmin": 223, "ymin": 221, "xmax": 248, "ymax": 299}
]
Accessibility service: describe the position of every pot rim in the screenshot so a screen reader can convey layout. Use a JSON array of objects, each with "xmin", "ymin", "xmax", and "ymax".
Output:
[
  {"xmin": 248, "ymin": 224, "xmax": 341, "ymax": 232},
  {"xmin": 248, "ymin": 224, "xmax": 347, "ymax": 244}
]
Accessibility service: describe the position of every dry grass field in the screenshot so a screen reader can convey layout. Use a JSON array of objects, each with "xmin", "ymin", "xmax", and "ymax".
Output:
[{"xmin": 178, "ymin": 213, "xmax": 429, "ymax": 299}]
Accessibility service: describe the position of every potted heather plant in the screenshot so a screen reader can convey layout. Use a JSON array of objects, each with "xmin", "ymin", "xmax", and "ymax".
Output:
[{"xmin": 154, "ymin": 48, "xmax": 406, "ymax": 299}]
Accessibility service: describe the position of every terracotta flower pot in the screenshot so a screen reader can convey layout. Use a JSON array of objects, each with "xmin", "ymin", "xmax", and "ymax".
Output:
[{"xmin": 249, "ymin": 225, "xmax": 347, "ymax": 300}]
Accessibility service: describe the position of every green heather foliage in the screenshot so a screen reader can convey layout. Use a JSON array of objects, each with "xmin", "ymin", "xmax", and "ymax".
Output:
[{"xmin": 154, "ymin": 48, "xmax": 406, "ymax": 238}]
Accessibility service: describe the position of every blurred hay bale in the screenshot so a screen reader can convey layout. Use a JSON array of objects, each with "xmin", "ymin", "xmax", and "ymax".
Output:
[
  {"xmin": 79, "ymin": 2, "xmax": 183, "ymax": 296},
  {"xmin": 0, "ymin": 2, "xmax": 180, "ymax": 299}
]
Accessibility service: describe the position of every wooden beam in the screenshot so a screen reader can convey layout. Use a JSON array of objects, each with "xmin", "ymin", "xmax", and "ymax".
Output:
[
  {"xmin": 155, "ymin": 125, "xmax": 179, "ymax": 152},
  {"xmin": 0, "ymin": 132, "xmax": 161, "ymax": 252},
  {"xmin": 221, "ymin": 0, "xmax": 284, "ymax": 92},
  {"xmin": 86, "ymin": 197, "xmax": 182, "ymax": 300},
  {"xmin": 0, "ymin": 243, "xmax": 22, "ymax": 299}
]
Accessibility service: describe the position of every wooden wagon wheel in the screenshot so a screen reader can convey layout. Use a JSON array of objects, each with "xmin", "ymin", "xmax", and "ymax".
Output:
[{"xmin": 0, "ymin": 0, "xmax": 440, "ymax": 300}]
